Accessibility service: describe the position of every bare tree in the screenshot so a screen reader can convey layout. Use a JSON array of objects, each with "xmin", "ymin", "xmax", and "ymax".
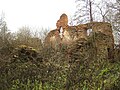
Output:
[
  {"xmin": 73, "ymin": 0, "xmax": 95, "ymax": 24},
  {"xmin": 0, "ymin": 12, "xmax": 13, "ymax": 48},
  {"xmin": 73, "ymin": 0, "xmax": 115, "ymax": 24},
  {"xmin": 105, "ymin": 0, "xmax": 120, "ymax": 44},
  {"xmin": 89, "ymin": 0, "xmax": 93, "ymax": 22},
  {"xmin": 0, "ymin": 13, "xmax": 8, "ymax": 42},
  {"xmin": 37, "ymin": 28, "xmax": 49, "ymax": 42},
  {"xmin": 12, "ymin": 26, "xmax": 45, "ymax": 50},
  {"xmin": 94, "ymin": 0, "xmax": 110, "ymax": 22}
]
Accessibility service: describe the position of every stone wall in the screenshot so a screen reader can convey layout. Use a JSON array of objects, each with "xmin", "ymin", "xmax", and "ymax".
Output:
[{"xmin": 44, "ymin": 13, "xmax": 114, "ymax": 60}]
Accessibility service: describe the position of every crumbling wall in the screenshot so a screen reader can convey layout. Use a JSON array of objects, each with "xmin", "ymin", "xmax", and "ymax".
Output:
[
  {"xmin": 44, "ymin": 14, "xmax": 88, "ymax": 48},
  {"xmin": 85, "ymin": 22, "xmax": 114, "ymax": 60},
  {"xmin": 45, "ymin": 14, "xmax": 114, "ymax": 60},
  {"xmin": 61, "ymin": 26, "xmax": 78, "ymax": 45},
  {"xmin": 44, "ymin": 29, "xmax": 61, "ymax": 49}
]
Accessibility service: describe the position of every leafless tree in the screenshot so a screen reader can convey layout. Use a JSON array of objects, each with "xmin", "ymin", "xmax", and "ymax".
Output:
[
  {"xmin": 73, "ymin": 0, "xmax": 95, "ymax": 24},
  {"xmin": 105, "ymin": 0, "xmax": 120, "ymax": 44}
]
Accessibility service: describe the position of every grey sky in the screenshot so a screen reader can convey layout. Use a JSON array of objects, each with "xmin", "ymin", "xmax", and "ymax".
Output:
[{"xmin": 0, "ymin": 0, "xmax": 76, "ymax": 32}]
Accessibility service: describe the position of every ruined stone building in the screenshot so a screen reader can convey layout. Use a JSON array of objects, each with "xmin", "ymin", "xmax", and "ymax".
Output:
[{"xmin": 45, "ymin": 13, "xmax": 114, "ymax": 60}]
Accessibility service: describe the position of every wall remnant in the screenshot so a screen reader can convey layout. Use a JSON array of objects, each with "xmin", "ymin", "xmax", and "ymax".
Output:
[{"xmin": 45, "ymin": 13, "xmax": 114, "ymax": 60}]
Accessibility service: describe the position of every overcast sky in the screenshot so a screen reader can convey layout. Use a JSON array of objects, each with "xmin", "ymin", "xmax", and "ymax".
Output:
[{"xmin": 0, "ymin": 0, "xmax": 76, "ymax": 32}]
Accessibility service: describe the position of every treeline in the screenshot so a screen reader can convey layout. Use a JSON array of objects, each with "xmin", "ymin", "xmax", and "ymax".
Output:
[{"xmin": 0, "ymin": 14, "xmax": 49, "ymax": 50}]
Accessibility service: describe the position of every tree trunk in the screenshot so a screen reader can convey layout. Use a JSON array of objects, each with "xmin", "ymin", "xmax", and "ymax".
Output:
[{"xmin": 89, "ymin": 0, "xmax": 93, "ymax": 22}]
